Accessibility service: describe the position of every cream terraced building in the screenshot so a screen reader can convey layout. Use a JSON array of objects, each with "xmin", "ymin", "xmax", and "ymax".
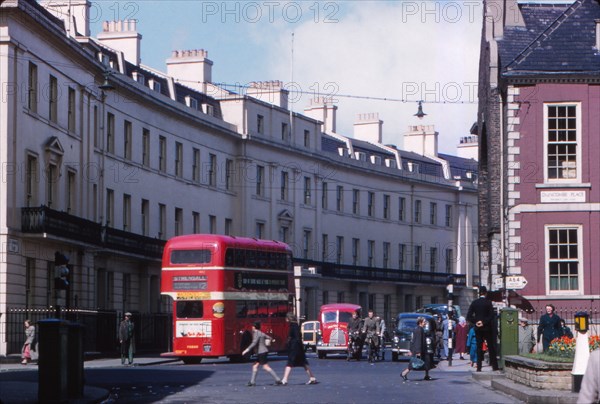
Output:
[{"xmin": 0, "ymin": 0, "xmax": 478, "ymax": 355}]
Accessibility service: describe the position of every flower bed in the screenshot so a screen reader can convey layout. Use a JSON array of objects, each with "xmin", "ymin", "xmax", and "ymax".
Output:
[
  {"xmin": 547, "ymin": 335, "xmax": 600, "ymax": 358},
  {"xmin": 505, "ymin": 334, "xmax": 600, "ymax": 390}
]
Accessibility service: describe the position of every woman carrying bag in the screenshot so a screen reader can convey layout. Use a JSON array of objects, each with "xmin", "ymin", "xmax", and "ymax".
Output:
[{"xmin": 401, "ymin": 317, "xmax": 432, "ymax": 381}]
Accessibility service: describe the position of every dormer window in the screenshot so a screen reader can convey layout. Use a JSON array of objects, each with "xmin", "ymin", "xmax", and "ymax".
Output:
[
  {"xmin": 370, "ymin": 155, "xmax": 382, "ymax": 165},
  {"xmin": 407, "ymin": 162, "xmax": 419, "ymax": 173},
  {"xmin": 385, "ymin": 158, "xmax": 397, "ymax": 168},
  {"xmin": 185, "ymin": 95, "xmax": 198, "ymax": 110},
  {"xmin": 202, "ymin": 103, "xmax": 214, "ymax": 116},
  {"xmin": 132, "ymin": 71, "xmax": 145, "ymax": 85},
  {"xmin": 98, "ymin": 52, "xmax": 110, "ymax": 67},
  {"xmin": 355, "ymin": 151, "xmax": 366, "ymax": 161},
  {"xmin": 149, "ymin": 78, "xmax": 161, "ymax": 93}
]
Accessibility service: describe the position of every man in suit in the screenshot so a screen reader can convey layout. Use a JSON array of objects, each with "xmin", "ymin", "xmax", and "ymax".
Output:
[{"xmin": 466, "ymin": 286, "xmax": 499, "ymax": 371}]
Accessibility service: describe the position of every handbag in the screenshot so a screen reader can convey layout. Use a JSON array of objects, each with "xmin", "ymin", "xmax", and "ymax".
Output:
[{"xmin": 409, "ymin": 356, "xmax": 425, "ymax": 370}]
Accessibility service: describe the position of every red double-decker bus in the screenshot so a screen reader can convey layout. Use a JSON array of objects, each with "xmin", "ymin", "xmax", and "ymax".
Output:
[{"xmin": 161, "ymin": 234, "xmax": 294, "ymax": 363}]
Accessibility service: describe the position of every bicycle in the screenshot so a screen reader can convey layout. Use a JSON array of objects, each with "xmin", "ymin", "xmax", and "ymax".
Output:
[
  {"xmin": 364, "ymin": 332, "xmax": 379, "ymax": 363},
  {"xmin": 347, "ymin": 331, "xmax": 363, "ymax": 361}
]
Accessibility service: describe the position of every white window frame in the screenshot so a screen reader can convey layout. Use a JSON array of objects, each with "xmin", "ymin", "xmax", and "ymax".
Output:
[
  {"xmin": 543, "ymin": 102, "xmax": 582, "ymax": 184},
  {"xmin": 545, "ymin": 224, "xmax": 583, "ymax": 295}
]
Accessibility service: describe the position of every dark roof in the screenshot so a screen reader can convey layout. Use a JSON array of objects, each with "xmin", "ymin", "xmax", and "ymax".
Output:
[
  {"xmin": 119, "ymin": 60, "xmax": 222, "ymax": 118},
  {"xmin": 320, "ymin": 134, "xmax": 479, "ymax": 181},
  {"xmin": 398, "ymin": 150, "xmax": 444, "ymax": 178},
  {"xmin": 438, "ymin": 153, "xmax": 478, "ymax": 181},
  {"xmin": 350, "ymin": 138, "xmax": 390, "ymax": 155},
  {"xmin": 500, "ymin": 0, "xmax": 600, "ymax": 76},
  {"xmin": 321, "ymin": 134, "xmax": 346, "ymax": 154}
]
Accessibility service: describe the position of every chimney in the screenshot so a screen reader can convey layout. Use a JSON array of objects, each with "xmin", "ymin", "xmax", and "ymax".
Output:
[
  {"xmin": 246, "ymin": 81, "xmax": 289, "ymax": 109},
  {"xmin": 97, "ymin": 20, "xmax": 142, "ymax": 65},
  {"xmin": 403, "ymin": 124, "xmax": 439, "ymax": 157},
  {"xmin": 39, "ymin": 0, "xmax": 91, "ymax": 37},
  {"xmin": 304, "ymin": 97, "xmax": 337, "ymax": 134},
  {"xmin": 166, "ymin": 49, "xmax": 213, "ymax": 93},
  {"xmin": 353, "ymin": 113, "xmax": 383, "ymax": 144}
]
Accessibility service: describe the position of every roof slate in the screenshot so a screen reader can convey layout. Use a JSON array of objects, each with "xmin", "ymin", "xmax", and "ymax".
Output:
[{"xmin": 500, "ymin": 0, "xmax": 600, "ymax": 75}]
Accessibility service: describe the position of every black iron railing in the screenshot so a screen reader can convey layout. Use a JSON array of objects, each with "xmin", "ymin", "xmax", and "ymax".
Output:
[
  {"xmin": 293, "ymin": 259, "xmax": 466, "ymax": 286},
  {"xmin": 21, "ymin": 206, "xmax": 165, "ymax": 258},
  {"xmin": 4, "ymin": 307, "xmax": 171, "ymax": 355}
]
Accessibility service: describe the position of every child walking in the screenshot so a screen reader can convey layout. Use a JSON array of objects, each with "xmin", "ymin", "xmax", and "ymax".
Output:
[{"xmin": 242, "ymin": 322, "xmax": 282, "ymax": 386}]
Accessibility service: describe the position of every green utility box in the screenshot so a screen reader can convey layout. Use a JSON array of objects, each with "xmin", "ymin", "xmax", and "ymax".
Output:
[{"xmin": 499, "ymin": 307, "xmax": 519, "ymax": 369}]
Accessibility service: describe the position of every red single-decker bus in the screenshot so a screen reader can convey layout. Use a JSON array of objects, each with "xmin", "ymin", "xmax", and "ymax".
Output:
[{"xmin": 161, "ymin": 234, "xmax": 294, "ymax": 363}]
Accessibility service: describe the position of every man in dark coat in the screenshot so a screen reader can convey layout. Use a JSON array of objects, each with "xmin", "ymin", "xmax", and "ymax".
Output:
[
  {"xmin": 466, "ymin": 286, "xmax": 499, "ymax": 371},
  {"xmin": 119, "ymin": 312, "xmax": 135, "ymax": 365}
]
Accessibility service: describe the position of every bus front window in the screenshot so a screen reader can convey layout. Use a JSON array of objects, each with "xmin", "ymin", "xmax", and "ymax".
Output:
[{"xmin": 176, "ymin": 301, "xmax": 203, "ymax": 318}]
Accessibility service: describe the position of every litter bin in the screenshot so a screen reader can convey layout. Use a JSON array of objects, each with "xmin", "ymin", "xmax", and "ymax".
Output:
[
  {"xmin": 38, "ymin": 320, "xmax": 85, "ymax": 402},
  {"xmin": 499, "ymin": 307, "xmax": 519, "ymax": 369},
  {"xmin": 38, "ymin": 319, "xmax": 69, "ymax": 403}
]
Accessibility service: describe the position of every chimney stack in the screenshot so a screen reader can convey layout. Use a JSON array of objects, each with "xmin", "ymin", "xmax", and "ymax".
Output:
[
  {"xmin": 97, "ymin": 20, "xmax": 142, "ymax": 65},
  {"xmin": 246, "ymin": 81, "xmax": 289, "ymax": 109},
  {"xmin": 353, "ymin": 113, "xmax": 383, "ymax": 144},
  {"xmin": 40, "ymin": 0, "xmax": 91, "ymax": 37},
  {"xmin": 403, "ymin": 124, "xmax": 439, "ymax": 157},
  {"xmin": 166, "ymin": 49, "xmax": 213, "ymax": 93},
  {"xmin": 304, "ymin": 97, "xmax": 337, "ymax": 134}
]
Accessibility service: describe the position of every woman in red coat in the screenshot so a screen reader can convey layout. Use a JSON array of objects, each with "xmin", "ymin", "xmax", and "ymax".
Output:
[{"xmin": 454, "ymin": 316, "xmax": 468, "ymax": 360}]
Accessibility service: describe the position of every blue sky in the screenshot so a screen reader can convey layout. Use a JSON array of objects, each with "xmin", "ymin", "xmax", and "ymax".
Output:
[{"xmin": 90, "ymin": 1, "xmax": 484, "ymax": 155}]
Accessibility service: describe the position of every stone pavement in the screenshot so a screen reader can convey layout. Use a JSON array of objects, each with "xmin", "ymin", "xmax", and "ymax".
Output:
[
  {"xmin": 0, "ymin": 354, "xmax": 581, "ymax": 403},
  {"xmin": 435, "ymin": 356, "xmax": 580, "ymax": 404},
  {"xmin": 0, "ymin": 355, "xmax": 180, "ymax": 403}
]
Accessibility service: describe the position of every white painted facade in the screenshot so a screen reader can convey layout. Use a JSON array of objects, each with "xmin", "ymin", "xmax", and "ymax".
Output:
[{"xmin": 0, "ymin": 0, "xmax": 478, "ymax": 355}]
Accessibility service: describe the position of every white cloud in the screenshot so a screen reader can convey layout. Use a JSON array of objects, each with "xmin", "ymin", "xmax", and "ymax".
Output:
[{"xmin": 263, "ymin": 1, "xmax": 482, "ymax": 154}]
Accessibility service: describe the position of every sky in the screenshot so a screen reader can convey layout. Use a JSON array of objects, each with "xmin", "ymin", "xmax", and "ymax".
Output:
[{"xmin": 89, "ymin": 1, "xmax": 484, "ymax": 155}]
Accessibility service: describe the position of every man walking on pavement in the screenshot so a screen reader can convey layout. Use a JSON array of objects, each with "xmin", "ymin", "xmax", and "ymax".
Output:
[{"xmin": 466, "ymin": 286, "xmax": 499, "ymax": 372}]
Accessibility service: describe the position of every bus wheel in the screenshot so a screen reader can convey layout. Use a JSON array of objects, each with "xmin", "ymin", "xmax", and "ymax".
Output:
[
  {"xmin": 181, "ymin": 357, "xmax": 202, "ymax": 364},
  {"xmin": 317, "ymin": 351, "xmax": 326, "ymax": 359}
]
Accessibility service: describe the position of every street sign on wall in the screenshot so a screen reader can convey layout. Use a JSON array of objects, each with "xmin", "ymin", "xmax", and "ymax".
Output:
[
  {"xmin": 493, "ymin": 276, "xmax": 528, "ymax": 290},
  {"xmin": 505, "ymin": 275, "xmax": 528, "ymax": 290}
]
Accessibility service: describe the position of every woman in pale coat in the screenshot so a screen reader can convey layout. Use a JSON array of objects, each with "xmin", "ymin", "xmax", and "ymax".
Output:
[
  {"xmin": 518, "ymin": 317, "xmax": 536, "ymax": 355},
  {"xmin": 242, "ymin": 321, "xmax": 282, "ymax": 386},
  {"xmin": 21, "ymin": 320, "xmax": 35, "ymax": 365}
]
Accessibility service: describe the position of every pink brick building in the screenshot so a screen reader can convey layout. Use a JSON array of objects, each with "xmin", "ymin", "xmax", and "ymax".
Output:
[{"xmin": 478, "ymin": 0, "xmax": 600, "ymax": 315}]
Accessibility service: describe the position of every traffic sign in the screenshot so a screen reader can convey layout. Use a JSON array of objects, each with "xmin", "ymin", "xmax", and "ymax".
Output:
[{"xmin": 505, "ymin": 275, "xmax": 528, "ymax": 289}]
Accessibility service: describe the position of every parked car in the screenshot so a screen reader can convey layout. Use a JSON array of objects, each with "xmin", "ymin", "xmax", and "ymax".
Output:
[
  {"xmin": 416, "ymin": 304, "xmax": 462, "ymax": 319},
  {"xmin": 391, "ymin": 313, "xmax": 437, "ymax": 362},
  {"xmin": 301, "ymin": 320, "xmax": 321, "ymax": 352}
]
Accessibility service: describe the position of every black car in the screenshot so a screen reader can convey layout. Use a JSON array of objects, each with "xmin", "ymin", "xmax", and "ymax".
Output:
[
  {"xmin": 416, "ymin": 304, "xmax": 462, "ymax": 319},
  {"xmin": 390, "ymin": 313, "xmax": 437, "ymax": 362}
]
